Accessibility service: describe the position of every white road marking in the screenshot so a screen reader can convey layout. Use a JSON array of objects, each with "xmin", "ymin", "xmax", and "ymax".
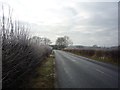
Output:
[
  {"xmin": 72, "ymin": 60, "xmax": 76, "ymax": 62},
  {"xmin": 95, "ymin": 69, "xmax": 105, "ymax": 74},
  {"xmin": 95, "ymin": 69, "xmax": 113, "ymax": 78}
]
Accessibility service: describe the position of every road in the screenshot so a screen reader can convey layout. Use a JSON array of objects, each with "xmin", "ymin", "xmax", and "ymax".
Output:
[{"xmin": 54, "ymin": 50, "xmax": 118, "ymax": 88}]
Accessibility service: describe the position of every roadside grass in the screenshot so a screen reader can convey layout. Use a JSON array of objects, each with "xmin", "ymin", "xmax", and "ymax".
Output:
[
  {"xmin": 25, "ymin": 55, "xmax": 55, "ymax": 88},
  {"xmin": 64, "ymin": 51, "xmax": 118, "ymax": 66}
]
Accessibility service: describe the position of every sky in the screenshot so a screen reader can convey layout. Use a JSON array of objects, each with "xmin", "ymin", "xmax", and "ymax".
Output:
[{"xmin": 0, "ymin": 0, "xmax": 119, "ymax": 47}]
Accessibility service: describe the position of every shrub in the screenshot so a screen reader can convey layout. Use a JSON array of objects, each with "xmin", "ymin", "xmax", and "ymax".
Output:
[{"xmin": 1, "ymin": 6, "xmax": 52, "ymax": 88}]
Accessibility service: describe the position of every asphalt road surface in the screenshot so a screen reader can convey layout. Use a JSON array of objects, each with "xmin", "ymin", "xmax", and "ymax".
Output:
[{"xmin": 54, "ymin": 50, "xmax": 118, "ymax": 88}]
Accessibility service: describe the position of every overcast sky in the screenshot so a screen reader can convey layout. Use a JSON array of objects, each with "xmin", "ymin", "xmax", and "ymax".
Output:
[{"xmin": 0, "ymin": 0, "xmax": 119, "ymax": 47}]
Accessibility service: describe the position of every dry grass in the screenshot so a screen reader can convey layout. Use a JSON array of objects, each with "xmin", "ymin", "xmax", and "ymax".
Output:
[{"xmin": 26, "ymin": 55, "xmax": 55, "ymax": 88}]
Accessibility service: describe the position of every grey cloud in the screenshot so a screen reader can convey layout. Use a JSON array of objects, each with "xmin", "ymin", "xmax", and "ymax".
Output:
[{"xmin": 29, "ymin": 2, "xmax": 118, "ymax": 46}]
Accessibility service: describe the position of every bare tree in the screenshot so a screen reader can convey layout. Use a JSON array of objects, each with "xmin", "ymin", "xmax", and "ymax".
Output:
[
  {"xmin": 56, "ymin": 36, "xmax": 73, "ymax": 49},
  {"xmin": 43, "ymin": 37, "xmax": 52, "ymax": 45},
  {"xmin": 30, "ymin": 36, "xmax": 52, "ymax": 45}
]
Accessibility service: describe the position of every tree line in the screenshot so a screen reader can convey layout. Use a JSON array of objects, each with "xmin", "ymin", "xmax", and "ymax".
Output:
[{"xmin": 33, "ymin": 36, "xmax": 73, "ymax": 50}]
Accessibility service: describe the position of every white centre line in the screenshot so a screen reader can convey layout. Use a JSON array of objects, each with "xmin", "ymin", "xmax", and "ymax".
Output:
[
  {"xmin": 95, "ymin": 69, "xmax": 113, "ymax": 78},
  {"xmin": 72, "ymin": 60, "xmax": 76, "ymax": 62},
  {"xmin": 95, "ymin": 69, "xmax": 105, "ymax": 74}
]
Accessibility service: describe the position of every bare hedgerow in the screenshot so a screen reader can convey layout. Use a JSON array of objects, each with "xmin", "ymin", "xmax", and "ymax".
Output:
[
  {"xmin": 64, "ymin": 49, "xmax": 118, "ymax": 64},
  {"xmin": 1, "ymin": 5, "xmax": 52, "ymax": 88}
]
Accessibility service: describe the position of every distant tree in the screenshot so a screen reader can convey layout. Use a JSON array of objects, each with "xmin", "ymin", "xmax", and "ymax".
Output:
[
  {"xmin": 93, "ymin": 45, "xmax": 98, "ymax": 47},
  {"xmin": 42, "ymin": 37, "xmax": 52, "ymax": 45},
  {"xmin": 56, "ymin": 36, "xmax": 73, "ymax": 49},
  {"xmin": 64, "ymin": 36, "xmax": 73, "ymax": 46},
  {"xmin": 30, "ymin": 36, "xmax": 41, "ymax": 44},
  {"xmin": 30, "ymin": 36, "xmax": 52, "ymax": 45}
]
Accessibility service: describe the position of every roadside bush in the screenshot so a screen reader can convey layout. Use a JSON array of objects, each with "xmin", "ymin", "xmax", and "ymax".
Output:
[{"xmin": 1, "ymin": 7, "xmax": 52, "ymax": 88}]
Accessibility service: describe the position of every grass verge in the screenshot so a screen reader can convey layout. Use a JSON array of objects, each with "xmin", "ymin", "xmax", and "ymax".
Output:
[{"xmin": 24, "ymin": 55, "xmax": 55, "ymax": 88}]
